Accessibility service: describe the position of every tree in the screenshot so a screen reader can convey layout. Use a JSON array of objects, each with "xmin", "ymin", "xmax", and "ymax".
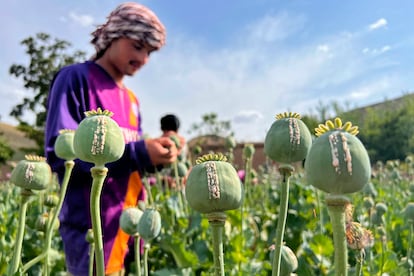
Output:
[
  {"xmin": 9, "ymin": 32, "xmax": 86, "ymax": 154},
  {"xmin": 339, "ymin": 94, "xmax": 414, "ymax": 163},
  {"xmin": 188, "ymin": 112, "xmax": 233, "ymax": 138},
  {"xmin": 0, "ymin": 137, "xmax": 14, "ymax": 165}
]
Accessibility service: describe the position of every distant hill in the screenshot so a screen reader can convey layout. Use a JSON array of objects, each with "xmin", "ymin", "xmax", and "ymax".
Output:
[
  {"xmin": 341, "ymin": 92, "xmax": 414, "ymax": 121},
  {"xmin": 0, "ymin": 122, "xmax": 36, "ymax": 161}
]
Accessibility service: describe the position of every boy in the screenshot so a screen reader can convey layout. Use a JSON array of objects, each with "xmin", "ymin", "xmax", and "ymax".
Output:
[{"xmin": 44, "ymin": 3, "xmax": 176, "ymax": 275}]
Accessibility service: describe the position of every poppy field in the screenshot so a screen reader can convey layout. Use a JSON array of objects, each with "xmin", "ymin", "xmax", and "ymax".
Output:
[{"xmin": 1, "ymin": 113, "xmax": 414, "ymax": 276}]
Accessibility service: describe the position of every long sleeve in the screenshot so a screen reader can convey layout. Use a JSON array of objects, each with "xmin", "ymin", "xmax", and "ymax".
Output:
[{"xmin": 45, "ymin": 62, "xmax": 154, "ymax": 178}]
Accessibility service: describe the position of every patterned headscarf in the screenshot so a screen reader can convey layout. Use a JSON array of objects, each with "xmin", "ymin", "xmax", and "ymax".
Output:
[{"xmin": 91, "ymin": 2, "xmax": 166, "ymax": 59}]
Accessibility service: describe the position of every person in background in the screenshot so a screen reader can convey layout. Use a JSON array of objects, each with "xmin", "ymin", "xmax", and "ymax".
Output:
[
  {"xmin": 44, "ymin": 3, "xmax": 177, "ymax": 275},
  {"xmin": 160, "ymin": 114, "xmax": 187, "ymax": 159}
]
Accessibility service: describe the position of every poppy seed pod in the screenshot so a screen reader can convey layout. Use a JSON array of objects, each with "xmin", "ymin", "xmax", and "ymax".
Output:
[
  {"xmin": 243, "ymin": 143, "xmax": 255, "ymax": 159},
  {"xmin": 10, "ymin": 155, "xmax": 52, "ymax": 191},
  {"xmin": 225, "ymin": 136, "xmax": 236, "ymax": 149},
  {"xmin": 120, "ymin": 207, "xmax": 143, "ymax": 236},
  {"xmin": 169, "ymin": 135, "xmax": 181, "ymax": 149},
  {"xmin": 85, "ymin": 229, "xmax": 94, "ymax": 244},
  {"xmin": 35, "ymin": 214, "xmax": 49, "ymax": 232},
  {"xmin": 269, "ymin": 245, "xmax": 298, "ymax": 275},
  {"xmin": 363, "ymin": 196, "xmax": 375, "ymax": 210},
  {"xmin": 137, "ymin": 208, "xmax": 162, "ymax": 241},
  {"xmin": 193, "ymin": 145, "xmax": 202, "ymax": 155},
  {"xmin": 176, "ymin": 161, "xmax": 188, "ymax": 177},
  {"xmin": 44, "ymin": 194, "xmax": 59, "ymax": 208},
  {"xmin": 185, "ymin": 153, "xmax": 242, "ymax": 214},
  {"xmin": 73, "ymin": 108, "xmax": 125, "ymax": 167},
  {"xmin": 54, "ymin": 129, "xmax": 76, "ymax": 161},
  {"xmin": 280, "ymin": 245, "xmax": 298, "ymax": 275},
  {"xmin": 375, "ymin": 202, "xmax": 388, "ymax": 215},
  {"xmin": 305, "ymin": 118, "xmax": 371, "ymax": 194},
  {"xmin": 264, "ymin": 112, "xmax": 312, "ymax": 164}
]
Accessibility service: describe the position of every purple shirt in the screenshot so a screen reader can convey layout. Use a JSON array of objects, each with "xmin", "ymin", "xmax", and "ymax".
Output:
[{"xmin": 45, "ymin": 61, "xmax": 153, "ymax": 275}]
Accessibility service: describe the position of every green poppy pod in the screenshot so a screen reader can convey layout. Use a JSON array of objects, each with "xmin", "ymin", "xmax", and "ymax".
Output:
[
  {"xmin": 185, "ymin": 153, "xmax": 242, "ymax": 214},
  {"xmin": 362, "ymin": 182, "xmax": 378, "ymax": 197},
  {"xmin": 225, "ymin": 136, "xmax": 237, "ymax": 149},
  {"xmin": 10, "ymin": 155, "xmax": 52, "ymax": 191},
  {"xmin": 73, "ymin": 108, "xmax": 125, "ymax": 167},
  {"xmin": 243, "ymin": 143, "xmax": 255, "ymax": 159},
  {"xmin": 85, "ymin": 229, "xmax": 94, "ymax": 244},
  {"xmin": 35, "ymin": 214, "xmax": 49, "ymax": 232},
  {"xmin": 168, "ymin": 134, "xmax": 181, "ymax": 149},
  {"xmin": 305, "ymin": 118, "xmax": 371, "ymax": 194},
  {"xmin": 404, "ymin": 202, "xmax": 414, "ymax": 222},
  {"xmin": 44, "ymin": 194, "xmax": 59, "ymax": 208},
  {"xmin": 193, "ymin": 145, "xmax": 202, "ymax": 155},
  {"xmin": 137, "ymin": 208, "xmax": 162, "ymax": 241},
  {"xmin": 280, "ymin": 245, "xmax": 298, "ymax": 275},
  {"xmin": 176, "ymin": 161, "xmax": 188, "ymax": 177},
  {"xmin": 362, "ymin": 197, "xmax": 375, "ymax": 210},
  {"xmin": 120, "ymin": 207, "xmax": 143, "ymax": 236},
  {"xmin": 269, "ymin": 245, "xmax": 298, "ymax": 275},
  {"xmin": 264, "ymin": 112, "xmax": 312, "ymax": 164},
  {"xmin": 375, "ymin": 202, "xmax": 388, "ymax": 215},
  {"xmin": 54, "ymin": 129, "xmax": 76, "ymax": 161}
]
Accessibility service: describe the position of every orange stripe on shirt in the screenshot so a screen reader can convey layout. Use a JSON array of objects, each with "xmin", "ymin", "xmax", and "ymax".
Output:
[
  {"xmin": 105, "ymin": 172, "xmax": 142, "ymax": 274},
  {"xmin": 127, "ymin": 89, "xmax": 139, "ymax": 128}
]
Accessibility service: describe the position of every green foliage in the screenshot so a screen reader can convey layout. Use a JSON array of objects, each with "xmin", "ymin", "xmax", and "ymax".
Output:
[
  {"xmin": 301, "ymin": 114, "xmax": 319, "ymax": 136},
  {"xmin": 0, "ymin": 180, "xmax": 65, "ymax": 275},
  {"xmin": 0, "ymin": 136, "xmax": 14, "ymax": 164},
  {"xmin": 9, "ymin": 32, "xmax": 86, "ymax": 154},
  {"xmin": 4, "ymin": 141, "xmax": 414, "ymax": 275},
  {"xmin": 188, "ymin": 112, "xmax": 233, "ymax": 138},
  {"xmin": 339, "ymin": 94, "xmax": 414, "ymax": 163}
]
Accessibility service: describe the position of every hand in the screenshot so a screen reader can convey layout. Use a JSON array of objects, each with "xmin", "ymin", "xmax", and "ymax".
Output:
[{"xmin": 144, "ymin": 137, "xmax": 178, "ymax": 165}]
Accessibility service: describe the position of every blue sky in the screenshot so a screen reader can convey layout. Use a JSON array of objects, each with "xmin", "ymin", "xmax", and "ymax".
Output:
[{"xmin": 1, "ymin": 0, "xmax": 413, "ymax": 142}]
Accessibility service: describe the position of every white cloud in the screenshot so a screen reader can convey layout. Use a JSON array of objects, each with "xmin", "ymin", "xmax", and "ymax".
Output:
[
  {"xmin": 0, "ymin": 4, "xmax": 408, "ymax": 143},
  {"xmin": 134, "ymin": 18, "xmax": 403, "ymax": 142},
  {"xmin": 233, "ymin": 110, "xmax": 263, "ymax": 124},
  {"xmin": 68, "ymin": 12, "xmax": 94, "ymax": 27},
  {"xmin": 245, "ymin": 12, "xmax": 306, "ymax": 43},
  {"xmin": 317, "ymin": 44, "xmax": 330, "ymax": 52},
  {"xmin": 347, "ymin": 77, "xmax": 392, "ymax": 102},
  {"xmin": 362, "ymin": 45, "xmax": 391, "ymax": 55},
  {"xmin": 368, "ymin": 18, "xmax": 387, "ymax": 31}
]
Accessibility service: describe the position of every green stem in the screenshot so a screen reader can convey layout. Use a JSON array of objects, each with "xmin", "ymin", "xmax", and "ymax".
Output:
[
  {"xmin": 143, "ymin": 242, "xmax": 150, "ymax": 276},
  {"xmin": 143, "ymin": 179, "xmax": 154, "ymax": 206},
  {"xmin": 315, "ymin": 189, "xmax": 324, "ymax": 234},
  {"xmin": 244, "ymin": 157, "xmax": 252, "ymax": 201},
  {"xmin": 355, "ymin": 249, "xmax": 364, "ymax": 276},
  {"xmin": 135, "ymin": 235, "xmax": 141, "ymax": 276},
  {"xmin": 89, "ymin": 241, "xmax": 95, "ymax": 276},
  {"xmin": 240, "ymin": 158, "xmax": 252, "ymax": 264},
  {"xmin": 8, "ymin": 189, "xmax": 33, "ymax": 276},
  {"xmin": 207, "ymin": 212, "xmax": 226, "ymax": 276},
  {"xmin": 271, "ymin": 165, "xmax": 293, "ymax": 276},
  {"xmin": 90, "ymin": 166, "xmax": 108, "ymax": 276},
  {"xmin": 380, "ymin": 230, "xmax": 386, "ymax": 275},
  {"xmin": 326, "ymin": 195, "xmax": 350, "ymax": 276},
  {"xmin": 408, "ymin": 223, "xmax": 413, "ymax": 263},
  {"xmin": 43, "ymin": 160, "xmax": 74, "ymax": 274},
  {"xmin": 22, "ymin": 252, "xmax": 47, "ymax": 274}
]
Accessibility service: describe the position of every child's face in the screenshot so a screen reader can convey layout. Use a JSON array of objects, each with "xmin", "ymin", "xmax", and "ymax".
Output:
[{"xmin": 106, "ymin": 37, "xmax": 155, "ymax": 77}]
